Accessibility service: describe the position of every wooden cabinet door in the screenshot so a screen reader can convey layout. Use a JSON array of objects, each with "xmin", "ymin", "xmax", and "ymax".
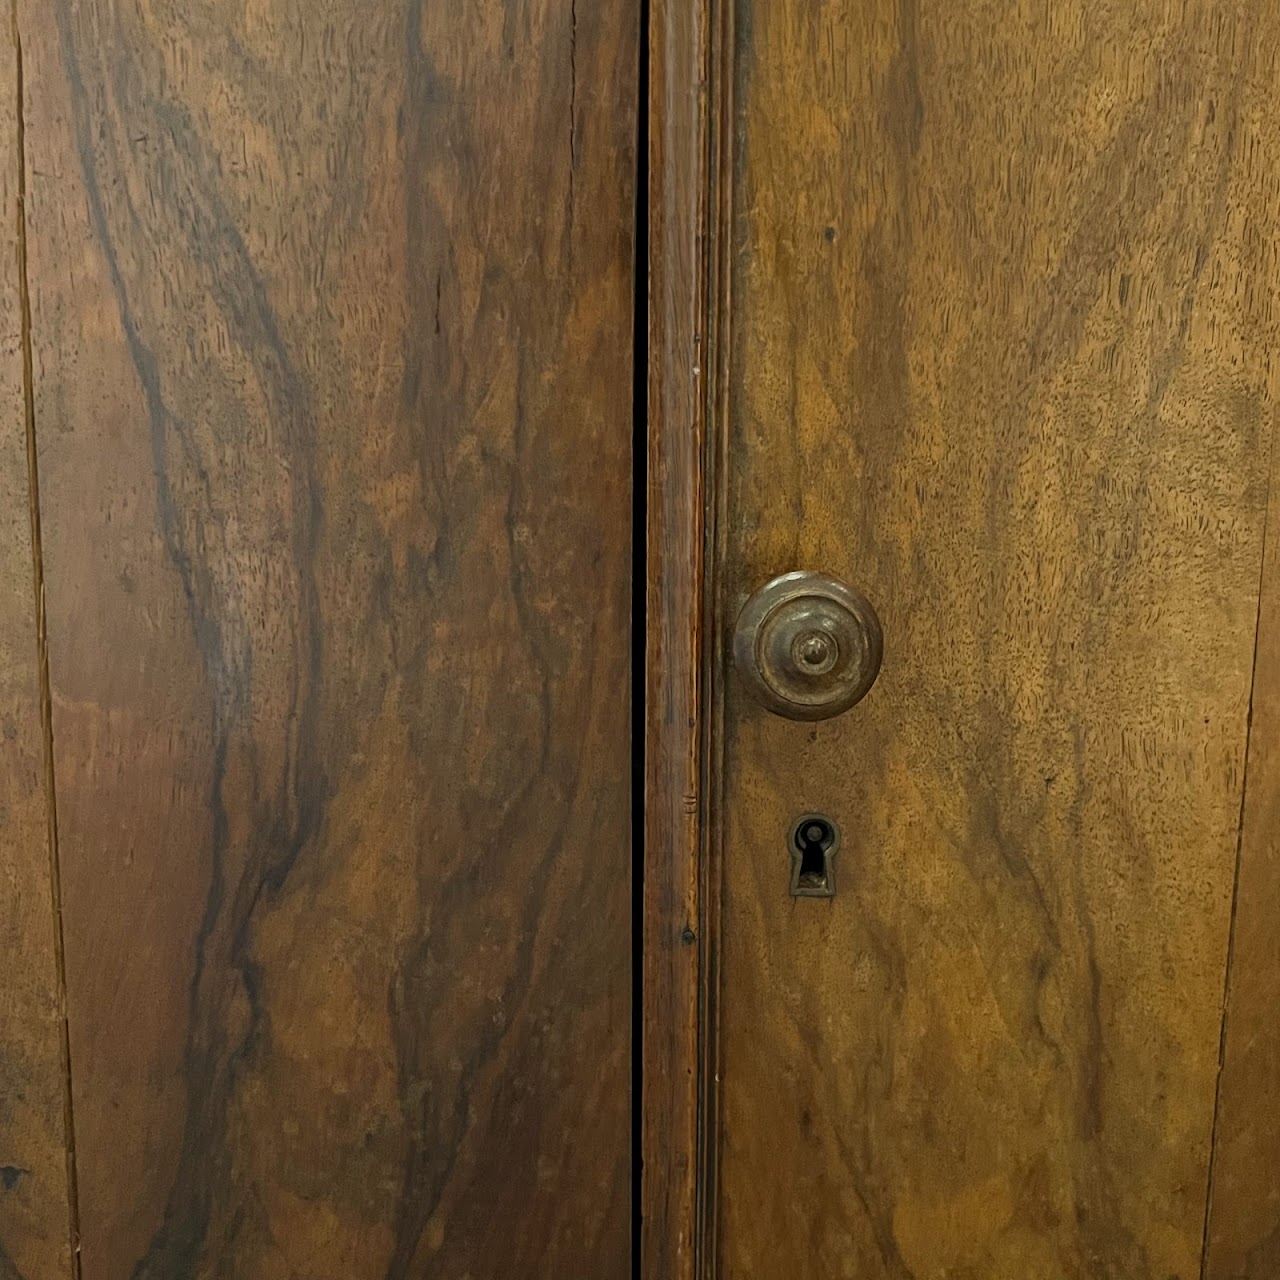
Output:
[
  {"xmin": 648, "ymin": 3, "xmax": 1280, "ymax": 1277},
  {"xmin": 6, "ymin": 2, "xmax": 637, "ymax": 1276}
]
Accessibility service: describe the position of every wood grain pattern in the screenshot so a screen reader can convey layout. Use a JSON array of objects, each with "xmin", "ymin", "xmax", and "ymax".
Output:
[
  {"xmin": 0, "ymin": 13, "xmax": 74, "ymax": 1278},
  {"xmin": 643, "ymin": 0, "xmax": 716, "ymax": 1274},
  {"xmin": 19, "ymin": 1, "xmax": 636, "ymax": 1275},
  {"xmin": 1204, "ymin": 374, "xmax": 1280, "ymax": 1271},
  {"xmin": 716, "ymin": 3, "xmax": 1280, "ymax": 1277}
]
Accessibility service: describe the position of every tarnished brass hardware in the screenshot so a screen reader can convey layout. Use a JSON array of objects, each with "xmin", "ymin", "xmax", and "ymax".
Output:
[{"xmin": 733, "ymin": 571, "xmax": 883, "ymax": 721}]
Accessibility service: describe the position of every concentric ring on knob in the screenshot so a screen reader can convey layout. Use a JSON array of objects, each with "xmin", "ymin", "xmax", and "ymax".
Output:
[{"xmin": 732, "ymin": 571, "xmax": 883, "ymax": 720}]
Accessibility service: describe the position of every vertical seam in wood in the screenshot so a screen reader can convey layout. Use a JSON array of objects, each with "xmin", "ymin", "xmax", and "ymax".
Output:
[
  {"xmin": 11, "ymin": 5, "xmax": 83, "ymax": 1273},
  {"xmin": 633, "ymin": 0, "xmax": 649, "ymax": 1261},
  {"xmin": 567, "ymin": 0, "xmax": 577, "ymax": 229},
  {"xmin": 1199, "ymin": 424, "xmax": 1277, "ymax": 1280}
]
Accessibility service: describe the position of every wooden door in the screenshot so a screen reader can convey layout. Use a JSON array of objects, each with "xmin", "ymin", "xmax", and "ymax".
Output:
[
  {"xmin": 647, "ymin": 3, "xmax": 1280, "ymax": 1278},
  {"xmin": 4, "ymin": 2, "xmax": 637, "ymax": 1277}
]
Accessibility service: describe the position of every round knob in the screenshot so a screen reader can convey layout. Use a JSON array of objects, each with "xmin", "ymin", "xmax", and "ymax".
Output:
[{"xmin": 732, "ymin": 571, "xmax": 883, "ymax": 720}]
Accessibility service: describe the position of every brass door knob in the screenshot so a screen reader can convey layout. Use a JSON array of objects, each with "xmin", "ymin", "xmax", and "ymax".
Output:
[{"xmin": 732, "ymin": 571, "xmax": 883, "ymax": 720}]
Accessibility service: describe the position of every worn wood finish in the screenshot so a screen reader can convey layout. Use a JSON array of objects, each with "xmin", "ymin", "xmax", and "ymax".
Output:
[
  {"xmin": 20, "ymin": 1, "xmax": 636, "ymax": 1275},
  {"xmin": 715, "ymin": 3, "xmax": 1280, "ymax": 1277},
  {"xmin": 1, "ymin": 17, "xmax": 74, "ymax": 1280},
  {"xmin": 1205, "ymin": 426, "xmax": 1280, "ymax": 1269},
  {"xmin": 644, "ymin": 0, "xmax": 716, "ymax": 1274}
]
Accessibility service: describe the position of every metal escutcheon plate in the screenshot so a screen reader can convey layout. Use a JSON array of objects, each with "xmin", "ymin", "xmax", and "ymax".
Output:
[{"xmin": 733, "ymin": 571, "xmax": 883, "ymax": 721}]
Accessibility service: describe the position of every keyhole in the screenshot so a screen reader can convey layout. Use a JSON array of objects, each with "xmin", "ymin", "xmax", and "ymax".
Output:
[
  {"xmin": 789, "ymin": 814, "xmax": 839, "ymax": 898},
  {"xmin": 797, "ymin": 821, "xmax": 829, "ymax": 880}
]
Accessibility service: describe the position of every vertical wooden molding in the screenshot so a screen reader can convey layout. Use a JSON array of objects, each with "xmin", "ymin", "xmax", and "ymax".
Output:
[
  {"xmin": 643, "ymin": 2, "xmax": 707, "ymax": 1272},
  {"xmin": 644, "ymin": 0, "xmax": 732, "ymax": 1274}
]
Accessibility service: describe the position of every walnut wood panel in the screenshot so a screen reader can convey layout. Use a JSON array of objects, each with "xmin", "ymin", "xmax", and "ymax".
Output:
[
  {"xmin": 716, "ymin": 3, "xmax": 1280, "ymax": 1277},
  {"xmin": 19, "ymin": 2, "xmax": 636, "ymax": 1276},
  {"xmin": 0, "ymin": 18, "xmax": 74, "ymax": 1279},
  {"xmin": 1204, "ymin": 390, "xmax": 1280, "ymax": 1269}
]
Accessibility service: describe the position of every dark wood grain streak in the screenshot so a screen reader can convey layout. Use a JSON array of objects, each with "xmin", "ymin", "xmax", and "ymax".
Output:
[
  {"xmin": 644, "ymin": 1, "xmax": 711, "ymax": 1276},
  {"xmin": 20, "ymin": 1, "xmax": 637, "ymax": 1276},
  {"xmin": 716, "ymin": 2, "xmax": 1280, "ymax": 1277},
  {"xmin": 0, "ymin": 11, "xmax": 74, "ymax": 1277},
  {"xmin": 1205, "ymin": 345, "xmax": 1280, "ymax": 1273}
]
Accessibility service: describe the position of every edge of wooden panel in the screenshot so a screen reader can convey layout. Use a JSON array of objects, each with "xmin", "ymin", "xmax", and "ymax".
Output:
[
  {"xmin": 1203, "ymin": 427, "xmax": 1280, "ymax": 1277},
  {"xmin": 3, "ymin": 8, "xmax": 78, "ymax": 1273},
  {"xmin": 643, "ymin": 0, "xmax": 732, "ymax": 1274}
]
